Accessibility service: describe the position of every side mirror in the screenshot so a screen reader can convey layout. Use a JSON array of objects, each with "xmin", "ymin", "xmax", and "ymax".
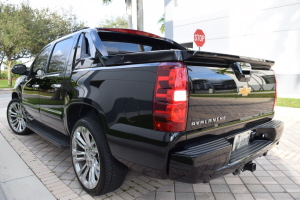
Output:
[{"xmin": 12, "ymin": 64, "xmax": 28, "ymax": 75}]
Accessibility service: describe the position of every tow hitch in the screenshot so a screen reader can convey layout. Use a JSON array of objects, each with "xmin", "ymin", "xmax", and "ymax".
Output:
[
  {"xmin": 233, "ymin": 161, "xmax": 256, "ymax": 175},
  {"xmin": 243, "ymin": 162, "xmax": 256, "ymax": 172}
]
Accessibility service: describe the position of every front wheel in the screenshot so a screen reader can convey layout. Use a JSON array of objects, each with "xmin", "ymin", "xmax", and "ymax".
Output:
[
  {"xmin": 71, "ymin": 116, "xmax": 127, "ymax": 195},
  {"xmin": 7, "ymin": 98, "xmax": 31, "ymax": 135}
]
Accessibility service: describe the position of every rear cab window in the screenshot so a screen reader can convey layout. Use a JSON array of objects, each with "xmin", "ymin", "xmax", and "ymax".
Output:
[
  {"xmin": 102, "ymin": 41, "xmax": 152, "ymax": 53},
  {"xmin": 98, "ymin": 32, "xmax": 183, "ymax": 55}
]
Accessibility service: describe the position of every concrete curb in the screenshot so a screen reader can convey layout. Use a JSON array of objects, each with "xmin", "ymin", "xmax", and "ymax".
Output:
[
  {"xmin": 0, "ymin": 185, "xmax": 6, "ymax": 200},
  {"xmin": 0, "ymin": 126, "xmax": 56, "ymax": 200}
]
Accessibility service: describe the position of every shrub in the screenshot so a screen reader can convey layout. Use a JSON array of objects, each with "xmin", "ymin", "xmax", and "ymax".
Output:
[
  {"xmin": 0, "ymin": 71, "xmax": 20, "ymax": 79},
  {"xmin": 0, "ymin": 73, "xmax": 7, "ymax": 79}
]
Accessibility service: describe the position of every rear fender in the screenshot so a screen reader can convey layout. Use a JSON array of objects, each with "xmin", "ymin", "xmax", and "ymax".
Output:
[{"xmin": 65, "ymin": 99, "xmax": 109, "ymax": 136}]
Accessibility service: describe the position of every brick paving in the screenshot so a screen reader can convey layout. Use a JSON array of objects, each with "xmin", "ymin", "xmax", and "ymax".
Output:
[{"xmin": 0, "ymin": 106, "xmax": 300, "ymax": 200}]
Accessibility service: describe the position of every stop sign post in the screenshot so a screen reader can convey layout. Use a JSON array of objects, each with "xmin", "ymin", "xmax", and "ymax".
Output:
[{"xmin": 194, "ymin": 29, "xmax": 205, "ymax": 50}]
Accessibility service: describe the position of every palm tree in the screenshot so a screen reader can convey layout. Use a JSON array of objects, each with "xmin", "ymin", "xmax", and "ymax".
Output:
[
  {"xmin": 102, "ymin": 0, "xmax": 112, "ymax": 4},
  {"xmin": 136, "ymin": 0, "xmax": 143, "ymax": 30},
  {"xmin": 158, "ymin": 14, "xmax": 165, "ymax": 34},
  {"xmin": 0, "ymin": 54, "xmax": 4, "ymax": 75},
  {"xmin": 103, "ymin": 0, "xmax": 145, "ymax": 30},
  {"xmin": 126, "ymin": 0, "xmax": 133, "ymax": 29}
]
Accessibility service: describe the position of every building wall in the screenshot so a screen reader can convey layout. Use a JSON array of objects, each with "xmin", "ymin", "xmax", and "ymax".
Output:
[{"xmin": 165, "ymin": 0, "xmax": 300, "ymax": 98}]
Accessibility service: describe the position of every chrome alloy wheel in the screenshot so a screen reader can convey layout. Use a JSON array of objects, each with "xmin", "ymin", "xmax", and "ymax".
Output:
[
  {"xmin": 8, "ymin": 102, "xmax": 27, "ymax": 133},
  {"xmin": 72, "ymin": 126, "xmax": 100, "ymax": 189}
]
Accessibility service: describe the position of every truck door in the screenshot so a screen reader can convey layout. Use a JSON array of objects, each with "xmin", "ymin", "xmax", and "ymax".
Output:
[
  {"xmin": 22, "ymin": 45, "xmax": 51, "ymax": 121},
  {"xmin": 39, "ymin": 37, "xmax": 76, "ymax": 132}
]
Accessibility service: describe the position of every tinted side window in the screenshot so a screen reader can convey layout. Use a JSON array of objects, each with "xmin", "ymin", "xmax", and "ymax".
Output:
[
  {"xmin": 48, "ymin": 37, "xmax": 74, "ymax": 73},
  {"xmin": 32, "ymin": 46, "xmax": 51, "ymax": 73},
  {"xmin": 81, "ymin": 36, "xmax": 90, "ymax": 56},
  {"xmin": 74, "ymin": 34, "xmax": 91, "ymax": 59},
  {"xmin": 74, "ymin": 34, "xmax": 92, "ymax": 69},
  {"xmin": 74, "ymin": 34, "xmax": 84, "ymax": 63}
]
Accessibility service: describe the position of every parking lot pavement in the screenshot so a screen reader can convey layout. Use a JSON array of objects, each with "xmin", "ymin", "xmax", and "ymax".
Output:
[{"xmin": 0, "ymin": 89, "xmax": 300, "ymax": 199}]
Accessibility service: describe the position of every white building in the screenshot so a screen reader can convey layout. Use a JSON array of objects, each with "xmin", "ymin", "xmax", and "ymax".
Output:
[{"xmin": 164, "ymin": 0, "xmax": 300, "ymax": 98}]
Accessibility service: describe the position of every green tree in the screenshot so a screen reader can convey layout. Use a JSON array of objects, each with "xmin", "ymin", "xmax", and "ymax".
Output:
[
  {"xmin": 102, "ymin": 0, "xmax": 138, "ymax": 29},
  {"xmin": 102, "ymin": 0, "xmax": 112, "ymax": 4},
  {"xmin": 158, "ymin": 14, "xmax": 165, "ymax": 34},
  {"xmin": 0, "ymin": 2, "xmax": 85, "ymax": 86},
  {"xmin": 98, "ymin": 16, "xmax": 128, "ymax": 28}
]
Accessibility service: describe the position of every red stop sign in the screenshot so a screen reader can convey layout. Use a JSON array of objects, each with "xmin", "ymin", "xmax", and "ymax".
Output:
[{"xmin": 194, "ymin": 29, "xmax": 205, "ymax": 47}]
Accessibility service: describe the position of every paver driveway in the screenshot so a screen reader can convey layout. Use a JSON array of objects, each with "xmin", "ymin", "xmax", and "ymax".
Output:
[{"xmin": 0, "ymin": 89, "xmax": 300, "ymax": 200}]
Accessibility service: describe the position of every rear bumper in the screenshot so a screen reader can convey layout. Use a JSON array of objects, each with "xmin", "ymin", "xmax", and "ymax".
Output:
[{"xmin": 169, "ymin": 120, "xmax": 284, "ymax": 183}]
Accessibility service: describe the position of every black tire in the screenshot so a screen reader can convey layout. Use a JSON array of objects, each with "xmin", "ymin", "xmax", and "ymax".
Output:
[
  {"xmin": 7, "ymin": 98, "xmax": 31, "ymax": 135},
  {"xmin": 71, "ymin": 116, "xmax": 128, "ymax": 196}
]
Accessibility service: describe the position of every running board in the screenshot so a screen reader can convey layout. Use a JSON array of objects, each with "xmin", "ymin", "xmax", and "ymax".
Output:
[{"xmin": 27, "ymin": 120, "xmax": 70, "ymax": 148}]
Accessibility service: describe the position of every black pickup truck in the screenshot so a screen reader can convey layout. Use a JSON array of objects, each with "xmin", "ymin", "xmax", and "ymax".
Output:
[{"xmin": 8, "ymin": 28, "xmax": 283, "ymax": 195}]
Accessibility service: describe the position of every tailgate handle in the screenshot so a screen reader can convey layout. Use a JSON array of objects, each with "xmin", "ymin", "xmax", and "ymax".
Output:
[{"xmin": 230, "ymin": 62, "xmax": 251, "ymax": 82}]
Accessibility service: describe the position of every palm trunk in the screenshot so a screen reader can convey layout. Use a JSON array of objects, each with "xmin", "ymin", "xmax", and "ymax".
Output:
[
  {"xmin": 0, "ymin": 54, "xmax": 4, "ymax": 75},
  {"xmin": 137, "ymin": 0, "xmax": 143, "ymax": 31},
  {"xmin": 7, "ymin": 59, "xmax": 12, "ymax": 86},
  {"xmin": 125, "ymin": 0, "xmax": 132, "ymax": 29}
]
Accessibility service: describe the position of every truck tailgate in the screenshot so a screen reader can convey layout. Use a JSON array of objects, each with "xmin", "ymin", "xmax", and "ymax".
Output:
[{"xmin": 182, "ymin": 51, "xmax": 276, "ymax": 135}]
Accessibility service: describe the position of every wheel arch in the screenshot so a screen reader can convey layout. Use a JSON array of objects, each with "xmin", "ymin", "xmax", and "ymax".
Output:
[
  {"xmin": 12, "ymin": 92, "xmax": 19, "ymax": 100},
  {"xmin": 65, "ymin": 102, "xmax": 109, "ymax": 136}
]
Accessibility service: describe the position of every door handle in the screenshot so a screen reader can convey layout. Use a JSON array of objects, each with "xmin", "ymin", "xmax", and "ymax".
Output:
[
  {"xmin": 32, "ymin": 84, "xmax": 40, "ymax": 88},
  {"xmin": 51, "ymin": 84, "xmax": 61, "ymax": 89}
]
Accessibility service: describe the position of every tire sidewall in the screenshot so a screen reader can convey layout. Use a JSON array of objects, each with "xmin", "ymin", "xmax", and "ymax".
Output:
[
  {"xmin": 7, "ymin": 98, "xmax": 30, "ymax": 135},
  {"xmin": 71, "ymin": 117, "xmax": 108, "ymax": 195}
]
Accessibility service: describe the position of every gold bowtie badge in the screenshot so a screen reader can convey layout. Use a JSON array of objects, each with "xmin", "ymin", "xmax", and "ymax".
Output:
[{"xmin": 238, "ymin": 86, "xmax": 251, "ymax": 96}]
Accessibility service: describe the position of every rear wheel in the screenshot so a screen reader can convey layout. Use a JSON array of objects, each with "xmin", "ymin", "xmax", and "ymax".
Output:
[
  {"xmin": 7, "ymin": 98, "xmax": 31, "ymax": 135},
  {"xmin": 71, "ymin": 116, "xmax": 127, "ymax": 195}
]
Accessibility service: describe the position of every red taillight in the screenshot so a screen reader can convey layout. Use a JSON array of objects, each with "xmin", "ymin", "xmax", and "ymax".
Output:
[
  {"xmin": 272, "ymin": 69, "xmax": 277, "ymax": 110},
  {"xmin": 153, "ymin": 62, "xmax": 188, "ymax": 132}
]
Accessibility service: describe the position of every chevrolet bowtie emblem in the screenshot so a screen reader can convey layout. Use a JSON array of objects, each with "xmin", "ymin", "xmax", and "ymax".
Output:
[{"xmin": 238, "ymin": 86, "xmax": 251, "ymax": 96}]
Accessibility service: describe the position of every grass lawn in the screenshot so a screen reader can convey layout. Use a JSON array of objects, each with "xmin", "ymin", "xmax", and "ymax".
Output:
[
  {"xmin": 190, "ymin": 93, "xmax": 275, "ymax": 98},
  {"xmin": 0, "ymin": 79, "xmax": 15, "ymax": 88},
  {"xmin": 277, "ymin": 98, "xmax": 300, "ymax": 108}
]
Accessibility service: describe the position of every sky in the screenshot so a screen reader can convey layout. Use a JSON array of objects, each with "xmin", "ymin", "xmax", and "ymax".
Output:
[
  {"xmin": 0, "ymin": 0, "xmax": 164, "ymax": 67},
  {"xmin": 5, "ymin": 0, "xmax": 165, "ymax": 36}
]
